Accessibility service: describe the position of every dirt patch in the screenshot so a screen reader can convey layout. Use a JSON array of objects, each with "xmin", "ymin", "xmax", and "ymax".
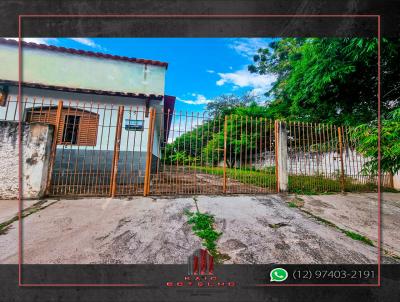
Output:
[{"xmin": 151, "ymin": 166, "xmax": 271, "ymax": 195}]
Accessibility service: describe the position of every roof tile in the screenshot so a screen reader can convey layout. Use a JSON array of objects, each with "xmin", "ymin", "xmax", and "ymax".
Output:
[{"xmin": 0, "ymin": 38, "xmax": 168, "ymax": 68}]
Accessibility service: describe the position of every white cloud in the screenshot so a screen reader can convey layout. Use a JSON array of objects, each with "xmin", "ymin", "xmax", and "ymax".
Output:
[
  {"xmin": 5, "ymin": 37, "xmax": 58, "ymax": 45},
  {"xmin": 216, "ymin": 67, "xmax": 276, "ymax": 97},
  {"xmin": 206, "ymin": 69, "xmax": 215, "ymax": 74},
  {"xmin": 228, "ymin": 38, "xmax": 271, "ymax": 59},
  {"xmin": 177, "ymin": 94, "xmax": 212, "ymax": 105},
  {"xmin": 69, "ymin": 38, "xmax": 104, "ymax": 50},
  {"xmin": 5, "ymin": 37, "xmax": 104, "ymax": 51}
]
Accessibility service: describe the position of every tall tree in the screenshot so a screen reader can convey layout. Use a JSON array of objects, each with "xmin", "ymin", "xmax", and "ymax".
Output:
[{"xmin": 249, "ymin": 38, "xmax": 400, "ymax": 125}]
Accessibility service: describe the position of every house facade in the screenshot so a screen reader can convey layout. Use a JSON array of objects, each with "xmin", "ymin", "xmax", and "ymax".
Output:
[{"xmin": 0, "ymin": 38, "xmax": 175, "ymax": 197}]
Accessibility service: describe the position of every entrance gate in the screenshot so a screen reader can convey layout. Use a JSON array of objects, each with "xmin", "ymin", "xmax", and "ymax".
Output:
[{"xmin": 44, "ymin": 101, "xmax": 278, "ymax": 196}]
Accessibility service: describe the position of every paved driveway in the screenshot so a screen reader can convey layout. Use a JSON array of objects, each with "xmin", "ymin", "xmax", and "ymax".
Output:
[{"xmin": 1, "ymin": 194, "xmax": 395, "ymax": 264}]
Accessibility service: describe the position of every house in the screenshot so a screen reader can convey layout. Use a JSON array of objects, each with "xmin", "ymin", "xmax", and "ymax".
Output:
[{"xmin": 0, "ymin": 38, "xmax": 175, "ymax": 196}]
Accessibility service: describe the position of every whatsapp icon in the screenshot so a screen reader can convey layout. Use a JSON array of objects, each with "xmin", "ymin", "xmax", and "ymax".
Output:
[{"xmin": 270, "ymin": 268, "xmax": 288, "ymax": 282}]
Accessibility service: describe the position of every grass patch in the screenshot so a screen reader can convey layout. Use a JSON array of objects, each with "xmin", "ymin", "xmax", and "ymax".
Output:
[
  {"xmin": 343, "ymin": 230, "xmax": 375, "ymax": 246},
  {"xmin": 300, "ymin": 209, "xmax": 375, "ymax": 246},
  {"xmin": 287, "ymin": 197, "xmax": 305, "ymax": 208},
  {"xmin": 194, "ymin": 166, "xmax": 277, "ymax": 189},
  {"xmin": 189, "ymin": 166, "xmax": 396, "ymax": 194}
]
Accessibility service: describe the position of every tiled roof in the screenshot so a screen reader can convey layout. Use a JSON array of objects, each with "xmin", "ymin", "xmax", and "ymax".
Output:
[{"xmin": 0, "ymin": 38, "xmax": 168, "ymax": 68}]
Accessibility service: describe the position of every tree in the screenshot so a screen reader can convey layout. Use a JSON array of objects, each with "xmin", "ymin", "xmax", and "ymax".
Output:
[
  {"xmin": 164, "ymin": 104, "xmax": 275, "ymax": 168},
  {"xmin": 202, "ymin": 115, "xmax": 274, "ymax": 168},
  {"xmin": 249, "ymin": 38, "xmax": 400, "ymax": 125},
  {"xmin": 164, "ymin": 93, "xmax": 274, "ymax": 167},
  {"xmin": 163, "ymin": 120, "xmax": 216, "ymax": 166},
  {"xmin": 205, "ymin": 92, "xmax": 254, "ymax": 117},
  {"xmin": 351, "ymin": 108, "xmax": 400, "ymax": 177}
]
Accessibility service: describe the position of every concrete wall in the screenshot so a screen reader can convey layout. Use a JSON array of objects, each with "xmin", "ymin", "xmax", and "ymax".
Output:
[
  {"xmin": 251, "ymin": 150, "xmax": 397, "ymax": 189},
  {"xmin": 253, "ymin": 150, "xmax": 367, "ymax": 176},
  {"xmin": 394, "ymin": 173, "xmax": 400, "ymax": 190},
  {"xmin": 0, "ymin": 121, "xmax": 53, "ymax": 199}
]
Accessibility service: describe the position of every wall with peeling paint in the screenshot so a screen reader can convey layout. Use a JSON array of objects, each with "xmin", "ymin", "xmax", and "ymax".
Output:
[{"xmin": 0, "ymin": 121, "xmax": 53, "ymax": 199}]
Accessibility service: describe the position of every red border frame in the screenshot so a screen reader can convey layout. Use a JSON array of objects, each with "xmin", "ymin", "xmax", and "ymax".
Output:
[{"xmin": 17, "ymin": 14, "xmax": 381, "ymax": 287}]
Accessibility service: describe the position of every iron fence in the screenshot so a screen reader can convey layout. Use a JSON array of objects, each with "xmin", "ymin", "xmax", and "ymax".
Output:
[
  {"xmin": 152, "ymin": 112, "xmax": 276, "ymax": 195},
  {"xmin": 0, "ymin": 96, "xmax": 394, "ymax": 197}
]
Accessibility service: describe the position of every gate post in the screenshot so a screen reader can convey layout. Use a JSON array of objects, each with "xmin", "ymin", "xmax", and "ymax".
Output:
[
  {"xmin": 45, "ymin": 100, "xmax": 63, "ymax": 195},
  {"xmin": 337, "ymin": 126, "xmax": 345, "ymax": 192},
  {"xmin": 110, "ymin": 106, "xmax": 124, "ymax": 197},
  {"xmin": 275, "ymin": 121, "xmax": 288, "ymax": 193},
  {"xmin": 144, "ymin": 108, "xmax": 156, "ymax": 196},
  {"xmin": 223, "ymin": 115, "xmax": 228, "ymax": 194}
]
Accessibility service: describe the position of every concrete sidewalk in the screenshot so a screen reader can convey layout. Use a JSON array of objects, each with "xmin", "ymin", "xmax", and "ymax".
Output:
[
  {"xmin": 292, "ymin": 193, "xmax": 400, "ymax": 258},
  {"xmin": 0, "ymin": 200, "xmax": 38, "ymax": 223},
  {"xmin": 1, "ymin": 194, "xmax": 394, "ymax": 264}
]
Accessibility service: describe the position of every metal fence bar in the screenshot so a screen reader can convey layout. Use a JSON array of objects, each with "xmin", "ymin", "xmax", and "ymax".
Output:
[
  {"xmin": 46, "ymin": 100, "xmax": 63, "ymax": 194},
  {"xmin": 144, "ymin": 107, "xmax": 156, "ymax": 197},
  {"xmin": 110, "ymin": 105, "xmax": 124, "ymax": 197},
  {"xmin": 223, "ymin": 115, "xmax": 228, "ymax": 194},
  {"xmin": 274, "ymin": 120, "xmax": 279, "ymax": 192},
  {"xmin": 337, "ymin": 126, "xmax": 345, "ymax": 192}
]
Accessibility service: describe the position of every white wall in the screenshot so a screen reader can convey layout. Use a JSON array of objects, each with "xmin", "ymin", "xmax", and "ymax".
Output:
[
  {"xmin": 252, "ymin": 150, "xmax": 383, "ymax": 181},
  {"xmin": 0, "ymin": 43, "xmax": 166, "ymax": 96},
  {"xmin": 0, "ymin": 86, "xmax": 164, "ymax": 157}
]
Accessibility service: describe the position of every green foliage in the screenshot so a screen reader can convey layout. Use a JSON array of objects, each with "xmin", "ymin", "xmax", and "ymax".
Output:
[
  {"xmin": 165, "ymin": 108, "xmax": 274, "ymax": 168},
  {"xmin": 343, "ymin": 230, "xmax": 374, "ymax": 246},
  {"xmin": 201, "ymin": 115, "xmax": 273, "ymax": 168},
  {"xmin": 165, "ymin": 38, "xmax": 400, "ymax": 184},
  {"xmin": 351, "ymin": 108, "xmax": 400, "ymax": 175},
  {"xmin": 164, "ymin": 118, "xmax": 220, "ymax": 166},
  {"xmin": 249, "ymin": 38, "xmax": 400, "ymax": 125},
  {"xmin": 184, "ymin": 210, "xmax": 222, "ymax": 257}
]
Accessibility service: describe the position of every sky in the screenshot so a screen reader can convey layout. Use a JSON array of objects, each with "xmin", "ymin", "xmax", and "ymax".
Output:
[{"xmin": 13, "ymin": 37, "xmax": 277, "ymax": 112}]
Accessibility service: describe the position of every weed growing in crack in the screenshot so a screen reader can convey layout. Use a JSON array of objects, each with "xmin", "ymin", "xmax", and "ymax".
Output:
[
  {"xmin": 343, "ymin": 230, "xmax": 374, "ymax": 246},
  {"xmin": 184, "ymin": 209, "xmax": 222, "ymax": 257}
]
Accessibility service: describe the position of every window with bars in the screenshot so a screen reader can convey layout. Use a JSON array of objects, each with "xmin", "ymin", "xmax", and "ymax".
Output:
[
  {"xmin": 25, "ymin": 106, "xmax": 99, "ymax": 146},
  {"xmin": 62, "ymin": 115, "xmax": 80, "ymax": 145}
]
